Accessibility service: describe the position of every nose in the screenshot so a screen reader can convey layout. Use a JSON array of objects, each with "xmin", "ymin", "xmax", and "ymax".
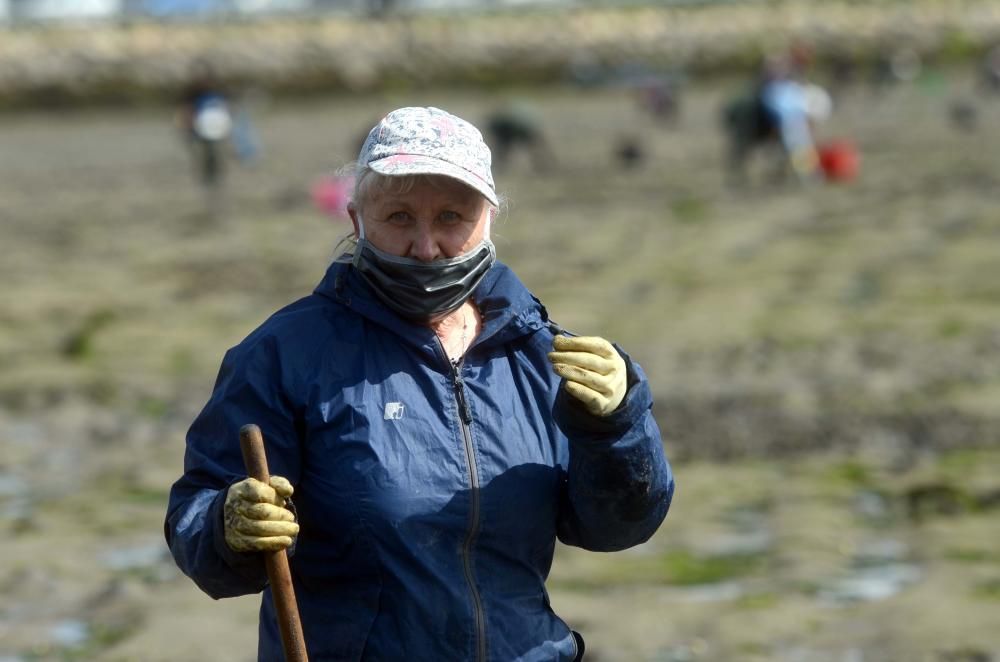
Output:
[{"xmin": 407, "ymin": 223, "xmax": 441, "ymax": 262}]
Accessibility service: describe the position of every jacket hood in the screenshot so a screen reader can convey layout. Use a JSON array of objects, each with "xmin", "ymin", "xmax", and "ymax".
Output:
[{"xmin": 313, "ymin": 259, "xmax": 555, "ymax": 351}]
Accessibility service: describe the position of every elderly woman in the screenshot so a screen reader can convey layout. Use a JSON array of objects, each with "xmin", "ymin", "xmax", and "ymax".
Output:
[{"xmin": 165, "ymin": 106, "xmax": 673, "ymax": 661}]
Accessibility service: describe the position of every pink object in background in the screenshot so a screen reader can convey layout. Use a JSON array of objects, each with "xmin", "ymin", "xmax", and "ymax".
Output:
[{"xmin": 311, "ymin": 175, "xmax": 355, "ymax": 219}]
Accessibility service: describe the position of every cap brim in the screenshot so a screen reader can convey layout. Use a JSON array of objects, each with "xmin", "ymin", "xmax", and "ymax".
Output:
[{"xmin": 369, "ymin": 155, "xmax": 499, "ymax": 207}]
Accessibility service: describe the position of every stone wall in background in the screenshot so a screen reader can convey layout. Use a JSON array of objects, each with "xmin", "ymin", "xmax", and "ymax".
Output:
[{"xmin": 1, "ymin": 1, "xmax": 999, "ymax": 107}]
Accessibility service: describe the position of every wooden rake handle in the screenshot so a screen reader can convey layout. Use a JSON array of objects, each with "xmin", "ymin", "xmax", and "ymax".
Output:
[{"xmin": 239, "ymin": 424, "xmax": 309, "ymax": 662}]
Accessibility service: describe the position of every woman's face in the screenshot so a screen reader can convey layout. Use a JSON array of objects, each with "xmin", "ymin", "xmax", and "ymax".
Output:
[{"xmin": 352, "ymin": 175, "xmax": 491, "ymax": 261}]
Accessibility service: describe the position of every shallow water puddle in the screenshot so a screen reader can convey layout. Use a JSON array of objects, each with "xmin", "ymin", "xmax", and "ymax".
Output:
[{"xmin": 819, "ymin": 538, "xmax": 922, "ymax": 605}]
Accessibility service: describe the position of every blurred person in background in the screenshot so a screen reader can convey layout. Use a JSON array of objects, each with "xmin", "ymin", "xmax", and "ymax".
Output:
[
  {"xmin": 981, "ymin": 43, "xmax": 1000, "ymax": 95},
  {"xmin": 165, "ymin": 106, "xmax": 673, "ymax": 661},
  {"xmin": 722, "ymin": 50, "xmax": 828, "ymax": 186},
  {"xmin": 229, "ymin": 87, "xmax": 264, "ymax": 166},
  {"xmin": 485, "ymin": 100, "xmax": 557, "ymax": 173},
  {"xmin": 175, "ymin": 58, "xmax": 233, "ymax": 214},
  {"xmin": 758, "ymin": 54, "xmax": 826, "ymax": 181},
  {"xmin": 633, "ymin": 72, "xmax": 684, "ymax": 125}
]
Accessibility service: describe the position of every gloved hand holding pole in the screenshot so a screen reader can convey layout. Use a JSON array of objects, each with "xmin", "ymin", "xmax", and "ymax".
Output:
[
  {"xmin": 224, "ymin": 475, "xmax": 298, "ymax": 553},
  {"xmin": 238, "ymin": 424, "xmax": 309, "ymax": 662}
]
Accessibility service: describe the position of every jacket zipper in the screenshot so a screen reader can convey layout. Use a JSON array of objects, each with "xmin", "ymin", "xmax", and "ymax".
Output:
[{"xmin": 449, "ymin": 356, "xmax": 486, "ymax": 662}]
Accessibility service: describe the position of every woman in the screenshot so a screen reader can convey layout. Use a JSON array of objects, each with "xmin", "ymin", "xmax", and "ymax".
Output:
[
  {"xmin": 165, "ymin": 106, "xmax": 674, "ymax": 661},
  {"xmin": 176, "ymin": 60, "xmax": 232, "ymax": 191}
]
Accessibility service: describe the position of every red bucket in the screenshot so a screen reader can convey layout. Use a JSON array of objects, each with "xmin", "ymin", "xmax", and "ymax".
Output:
[{"xmin": 818, "ymin": 140, "xmax": 860, "ymax": 182}]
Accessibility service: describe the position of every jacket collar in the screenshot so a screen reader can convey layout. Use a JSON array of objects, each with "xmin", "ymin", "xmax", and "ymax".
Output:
[{"xmin": 313, "ymin": 259, "xmax": 551, "ymax": 353}]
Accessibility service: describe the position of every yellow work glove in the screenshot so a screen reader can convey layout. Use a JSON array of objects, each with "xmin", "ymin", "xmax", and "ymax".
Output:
[
  {"xmin": 548, "ymin": 335, "xmax": 627, "ymax": 417},
  {"xmin": 790, "ymin": 145, "xmax": 821, "ymax": 181},
  {"xmin": 224, "ymin": 475, "xmax": 299, "ymax": 553}
]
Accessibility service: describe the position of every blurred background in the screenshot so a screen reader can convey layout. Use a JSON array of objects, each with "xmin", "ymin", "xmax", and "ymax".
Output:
[{"xmin": 2, "ymin": 1, "xmax": 1000, "ymax": 660}]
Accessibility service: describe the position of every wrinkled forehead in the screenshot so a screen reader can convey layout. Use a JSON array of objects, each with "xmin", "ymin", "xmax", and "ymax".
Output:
[{"xmin": 354, "ymin": 172, "xmax": 491, "ymax": 213}]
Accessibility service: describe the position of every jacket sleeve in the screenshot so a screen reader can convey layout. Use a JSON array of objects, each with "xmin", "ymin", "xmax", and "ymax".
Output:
[
  {"xmin": 554, "ymin": 347, "xmax": 674, "ymax": 552},
  {"xmin": 164, "ymin": 334, "xmax": 303, "ymax": 599}
]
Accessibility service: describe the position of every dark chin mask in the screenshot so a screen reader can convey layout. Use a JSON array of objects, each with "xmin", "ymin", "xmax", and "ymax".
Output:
[{"xmin": 352, "ymin": 238, "xmax": 496, "ymax": 321}]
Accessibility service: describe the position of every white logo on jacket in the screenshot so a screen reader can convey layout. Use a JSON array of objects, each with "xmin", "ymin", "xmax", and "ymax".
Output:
[{"xmin": 384, "ymin": 402, "xmax": 405, "ymax": 420}]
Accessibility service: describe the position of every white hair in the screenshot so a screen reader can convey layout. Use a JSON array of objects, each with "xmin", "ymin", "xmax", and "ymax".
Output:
[{"xmin": 330, "ymin": 163, "xmax": 504, "ymax": 262}]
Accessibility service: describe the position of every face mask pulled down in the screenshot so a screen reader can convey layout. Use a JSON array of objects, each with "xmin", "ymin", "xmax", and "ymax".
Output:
[{"xmin": 351, "ymin": 219, "xmax": 496, "ymax": 321}]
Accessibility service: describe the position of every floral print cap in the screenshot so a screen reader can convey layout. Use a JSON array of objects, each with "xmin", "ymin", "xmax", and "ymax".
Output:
[{"xmin": 359, "ymin": 106, "xmax": 499, "ymax": 206}]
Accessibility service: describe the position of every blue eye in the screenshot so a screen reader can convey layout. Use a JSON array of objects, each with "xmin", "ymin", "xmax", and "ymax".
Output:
[
  {"xmin": 438, "ymin": 211, "xmax": 462, "ymax": 225},
  {"xmin": 385, "ymin": 211, "xmax": 414, "ymax": 225}
]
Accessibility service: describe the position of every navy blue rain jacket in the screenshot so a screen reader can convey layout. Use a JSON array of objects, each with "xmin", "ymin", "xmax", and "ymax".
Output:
[{"xmin": 165, "ymin": 260, "xmax": 673, "ymax": 661}]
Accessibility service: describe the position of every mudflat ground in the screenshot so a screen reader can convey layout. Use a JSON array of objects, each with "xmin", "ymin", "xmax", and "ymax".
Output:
[{"xmin": 2, "ymin": 74, "xmax": 1000, "ymax": 661}]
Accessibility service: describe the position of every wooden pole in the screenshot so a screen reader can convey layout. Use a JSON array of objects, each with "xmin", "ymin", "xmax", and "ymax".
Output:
[{"xmin": 239, "ymin": 423, "xmax": 309, "ymax": 662}]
